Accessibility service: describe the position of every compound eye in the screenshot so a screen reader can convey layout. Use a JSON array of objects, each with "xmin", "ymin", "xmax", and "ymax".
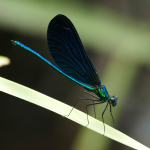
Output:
[{"xmin": 111, "ymin": 96, "xmax": 118, "ymax": 107}]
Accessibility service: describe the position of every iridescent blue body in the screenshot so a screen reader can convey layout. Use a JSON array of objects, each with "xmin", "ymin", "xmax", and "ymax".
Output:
[
  {"xmin": 12, "ymin": 40, "xmax": 117, "ymax": 107},
  {"xmin": 12, "ymin": 14, "xmax": 117, "ymax": 123}
]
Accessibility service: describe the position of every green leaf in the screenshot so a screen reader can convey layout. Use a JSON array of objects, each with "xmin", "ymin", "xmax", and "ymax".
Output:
[
  {"xmin": 0, "ymin": 56, "xmax": 10, "ymax": 67},
  {"xmin": 0, "ymin": 76, "xmax": 149, "ymax": 150}
]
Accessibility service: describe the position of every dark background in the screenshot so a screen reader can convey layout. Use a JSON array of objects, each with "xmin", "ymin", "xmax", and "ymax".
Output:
[{"xmin": 0, "ymin": 1, "xmax": 150, "ymax": 150}]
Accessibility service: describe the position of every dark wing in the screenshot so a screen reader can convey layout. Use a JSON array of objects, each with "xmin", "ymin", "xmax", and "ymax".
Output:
[{"xmin": 47, "ymin": 14, "xmax": 101, "ymax": 87}]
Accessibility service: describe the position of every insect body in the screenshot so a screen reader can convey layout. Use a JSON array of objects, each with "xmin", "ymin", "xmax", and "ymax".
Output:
[{"xmin": 12, "ymin": 14, "xmax": 117, "ymax": 129}]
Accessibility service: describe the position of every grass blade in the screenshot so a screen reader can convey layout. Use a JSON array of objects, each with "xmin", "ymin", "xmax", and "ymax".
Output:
[{"xmin": 0, "ymin": 76, "xmax": 149, "ymax": 150}]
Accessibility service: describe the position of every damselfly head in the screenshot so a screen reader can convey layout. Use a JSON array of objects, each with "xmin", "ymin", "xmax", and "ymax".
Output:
[{"xmin": 110, "ymin": 96, "xmax": 118, "ymax": 107}]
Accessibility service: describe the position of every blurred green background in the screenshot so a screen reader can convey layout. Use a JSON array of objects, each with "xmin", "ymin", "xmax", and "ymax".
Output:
[{"xmin": 0, "ymin": 0, "xmax": 150, "ymax": 150}]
